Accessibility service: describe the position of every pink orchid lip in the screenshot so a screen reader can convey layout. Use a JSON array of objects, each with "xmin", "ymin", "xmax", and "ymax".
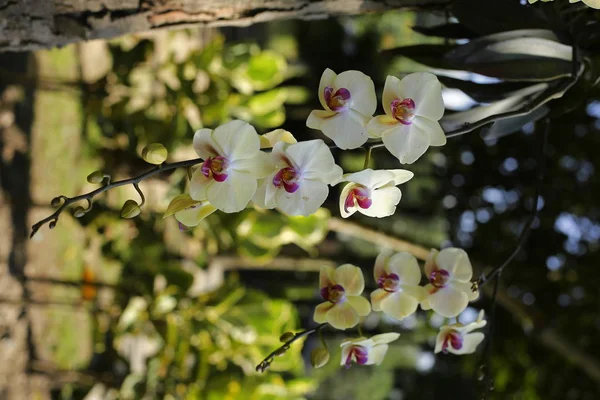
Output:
[
  {"xmin": 391, "ymin": 98, "xmax": 416, "ymax": 125},
  {"xmin": 344, "ymin": 345, "xmax": 369, "ymax": 368},
  {"xmin": 201, "ymin": 156, "xmax": 229, "ymax": 182},
  {"xmin": 273, "ymin": 166, "xmax": 300, "ymax": 193},
  {"xmin": 321, "ymin": 284, "xmax": 345, "ymax": 303},
  {"xmin": 442, "ymin": 331, "xmax": 463, "ymax": 353},
  {"xmin": 344, "ymin": 185, "xmax": 372, "ymax": 213},
  {"xmin": 377, "ymin": 273, "xmax": 400, "ymax": 293},
  {"xmin": 430, "ymin": 269, "xmax": 450, "ymax": 289},
  {"xmin": 324, "ymin": 86, "xmax": 351, "ymax": 112}
]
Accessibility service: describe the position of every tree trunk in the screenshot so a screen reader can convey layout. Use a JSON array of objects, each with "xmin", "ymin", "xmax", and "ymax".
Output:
[{"xmin": 0, "ymin": 0, "xmax": 447, "ymax": 53}]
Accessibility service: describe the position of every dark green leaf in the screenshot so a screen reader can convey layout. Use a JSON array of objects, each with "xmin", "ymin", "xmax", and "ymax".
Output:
[{"xmin": 412, "ymin": 23, "xmax": 477, "ymax": 39}]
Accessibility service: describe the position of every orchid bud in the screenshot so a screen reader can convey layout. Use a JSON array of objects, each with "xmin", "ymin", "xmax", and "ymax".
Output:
[
  {"xmin": 121, "ymin": 200, "xmax": 141, "ymax": 219},
  {"xmin": 279, "ymin": 332, "xmax": 295, "ymax": 342},
  {"xmin": 51, "ymin": 197, "xmax": 62, "ymax": 207},
  {"xmin": 87, "ymin": 171, "xmax": 105, "ymax": 184},
  {"xmin": 73, "ymin": 206, "xmax": 86, "ymax": 218},
  {"xmin": 142, "ymin": 143, "xmax": 168, "ymax": 165},
  {"xmin": 310, "ymin": 347, "xmax": 330, "ymax": 369}
]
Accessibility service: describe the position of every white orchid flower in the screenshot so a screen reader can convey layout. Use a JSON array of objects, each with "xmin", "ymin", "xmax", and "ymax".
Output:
[
  {"xmin": 306, "ymin": 68, "xmax": 377, "ymax": 150},
  {"xmin": 340, "ymin": 333, "xmax": 400, "ymax": 368},
  {"xmin": 190, "ymin": 120, "xmax": 271, "ymax": 213},
  {"xmin": 367, "ymin": 73, "xmax": 446, "ymax": 164},
  {"xmin": 421, "ymin": 248, "xmax": 479, "ymax": 318},
  {"xmin": 259, "ymin": 129, "xmax": 297, "ymax": 149},
  {"xmin": 253, "ymin": 139, "xmax": 343, "ymax": 216},
  {"xmin": 313, "ymin": 264, "xmax": 371, "ymax": 330},
  {"xmin": 339, "ymin": 169, "xmax": 413, "ymax": 218},
  {"xmin": 435, "ymin": 310, "xmax": 487, "ymax": 355},
  {"xmin": 370, "ymin": 252, "xmax": 425, "ymax": 320},
  {"xmin": 174, "ymin": 201, "xmax": 217, "ymax": 231}
]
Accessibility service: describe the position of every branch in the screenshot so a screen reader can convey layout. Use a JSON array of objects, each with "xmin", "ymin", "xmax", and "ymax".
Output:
[
  {"xmin": 30, "ymin": 158, "xmax": 203, "ymax": 238},
  {"xmin": 477, "ymin": 118, "xmax": 549, "ymax": 289},
  {"xmin": 256, "ymin": 323, "xmax": 327, "ymax": 373}
]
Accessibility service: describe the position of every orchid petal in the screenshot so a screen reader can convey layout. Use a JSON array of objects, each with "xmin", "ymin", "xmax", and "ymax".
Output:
[
  {"xmin": 174, "ymin": 202, "xmax": 217, "ymax": 227},
  {"xmin": 397, "ymin": 72, "xmax": 444, "ymax": 121},
  {"xmin": 334, "ymin": 70, "xmax": 377, "ymax": 116},
  {"xmin": 370, "ymin": 288, "xmax": 389, "ymax": 312},
  {"xmin": 206, "ymin": 170, "xmax": 256, "ymax": 213},
  {"xmin": 334, "ymin": 264, "xmax": 365, "ymax": 296},
  {"xmin": 428, "ymin": 285, "xmax": 469, "ymax": 318},
  {"xmin": 339, "ymin": 183, "xmax": 359, "ymax": 218},
  {"xmin": 275, "ymin": 178, "xmax": 328, "ymax": 216},
  {"xmin": 326, "ymin": 301, "xmax": 359, "ymax": 330},
  {"xmin": 380, "ymin": 290, "xmax": 420, "ymax": 320},
  {"xmin": 212, "ymin": 120, "xmax": 260, "ymax": 160},
  {"xmin": 318, "ymin": 68, "xmax": 338, "ymax": 111},
  {"xmin": 366, "ymin": 115, "xmax": 397, "ymax": 138},
  {"xmin": 387, "ymin": 252, "xmax": 422, "ymax": 286},
  {"xmin": 233, "ymin": 151, "xmax": 273, "ymax": 178},
  {"xmin": 313, "ymin": 302, "xmax": 334, "ymax": 324},
  {"xmin": 413, "ymin": 116, "xmax": 446, "ymax": 147},
  {"xmin": 365, "ymin": 344, "xmax": 389, "ymax": 365},
  {"xmin": 319, "ymin": 110, "xmax": 369, "ymax": 150},
  {"xmin": 347, "ymin": 295, "xmax": 371, "ymax": 317},
  {"xmin": 371, "ymin": 333, "xmax": 400, "ymax": 345},
  {"xmin": 382, "ymin": 75, "xmax": 402, "ymax": 118},
  {"xmin": 189, "ymin": 169, "xmax": 211, "ymax": 201},
  {"xmin": 193, "ymin": 128, "xmax": 220, "ymax": 159},
  {"xmin": 306, "ymin": 109, "xmax": 337, "ymax": 131},
  {"xmin": 359, "ymin": 186, "xmax": 401, "ymax": 218},
  {"xmin": 451, "ymin": 332, "xmax": 485, "ymax": 355},
  {"xmin": 342, "ymin": 169, "xmax": 395, "ymax": 189},
  {"xmin": 388, "ymin": 169, "xmax": 414, "ymax": 185},
  {"xmin": 382, "ymin": 123, "xmax": 430, "ymax": 164},
  {"xmin": 437, "ymin": 248, "xmax": 473, "ymax": 281}
]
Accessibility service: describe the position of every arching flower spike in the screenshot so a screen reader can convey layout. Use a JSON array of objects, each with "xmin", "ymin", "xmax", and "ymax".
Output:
[
  {"xmin": 253, "ymin": 139, "xmax": 343, "ymax": 216},
  {"xmin": 340, "ymin": 333, "xmax": 400, "ymax": 368},
  {"xmin": 435, "ymin": 310, "xmax": 487, "ymax": 355},
  {"xmin": 370, "ymin": 252, "xmax": 425, "ymax": 320},
  {"xmin": 307, "ymin": 68, "xmax": 377, "ymax": 150},
  {"xmin": 190, "ymin": 120, "xmax": 271, "ymax": 213},
  {"xmin": 367, "ymin": 73, "xmax": 446, "ymax": 164},
  {"xmin": 339, "ymin": 169, "xmax": 413, "ymax": 218},
  {"xmin": 420, "ymin": 248, "xmax": 479, "ymax": 318},
  {"xmin": 314, "ymin": 264, "xmax": 371, "ymax": 330}
]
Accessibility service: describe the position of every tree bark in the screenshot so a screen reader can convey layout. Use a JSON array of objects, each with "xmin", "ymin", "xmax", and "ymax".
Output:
[{"xmin": 0, "ymin": 0, "xmax": 447, "ymax": 53}]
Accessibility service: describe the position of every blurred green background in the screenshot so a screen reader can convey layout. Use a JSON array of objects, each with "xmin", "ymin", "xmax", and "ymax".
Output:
[{"xmin": 1, "ymin": 5, "xmax": 600, "ymax": 400}]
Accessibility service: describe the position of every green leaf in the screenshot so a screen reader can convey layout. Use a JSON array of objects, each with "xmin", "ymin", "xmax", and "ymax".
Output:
[
  {"xmin": 247, "ymin": 51, "xmax": 287, "ymax": 85},
  {"xmin": 439, "ymin": 77, "xmax": 532, "ymax": 103},
  {"xmin": 412, "ymin": 23, "xmax": 477, "ymax": 39},
  {"xmin": 252, "ymin": 107, "xmax": 286, "ymax": 129},
  {"xmin": 247, "ymin": 89, "xmax": 287, "ymax": 115},
  {"xmin": 163, "ymin": 194, "xmax": 200, "ymax": 218},
  {"xmin": 281, "ymin": 86, "xmax": 310, "ymax": 104}
]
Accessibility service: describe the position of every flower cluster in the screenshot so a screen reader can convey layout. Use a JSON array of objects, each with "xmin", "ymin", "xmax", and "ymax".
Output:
[
  {"xmin": 307, "ymin": 69, "xmax": 446, "ymax": 164},
  {"xmin": 311, "ymin": 248, "xmax": 484, "ymax": 368}
]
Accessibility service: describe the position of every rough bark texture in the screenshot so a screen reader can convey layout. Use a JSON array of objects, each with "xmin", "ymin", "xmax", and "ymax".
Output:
[{"xmin": 0, "ymin": 0, "xmax": 447, "ymax": 53}]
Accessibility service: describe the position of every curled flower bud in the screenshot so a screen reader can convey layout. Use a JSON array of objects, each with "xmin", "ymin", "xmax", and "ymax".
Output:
[
  {"xmin": 87, "ymin": 171, "xmax": 105, "ymax": 184},
  {"xmin": 73, "ymin": 206, "xmax": 86, "ymax": 218},
  {"xmin": 49, "ymin": 220, "xmax": 57, "ymax": 229},
  {"xmin": 121, "ymin": 200, "xmax": 141, "ymax": 219},
  {"xmin": 142, "ymin": 143, "xmax": 168, "ymax": 165},
  {"xmin": 279, "ymin": 332, "xmax": 295, "ymax": 342},
  {"xmin": 310, "ymin": 347, "xmax": 330, "ymax": 369}
]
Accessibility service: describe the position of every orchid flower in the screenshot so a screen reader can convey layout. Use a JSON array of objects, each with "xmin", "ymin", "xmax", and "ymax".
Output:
[
  {"xmin": 314, "ymin": 264, "xmax": 371, "ymax": 330},
  {"xmin": 259, "ymin": 129, "xmax": 297, "ymax": 149},
  {"xmin": 367, "ymin": 73, "xmax": 446, "ymax": 164},
  {"xmin": 420, "ymin": 248, "xmax": 479, "ymax": 318},
  {"xmin": 190, "ymin": 120, "xmax": 271, "ymax": 213},
  {"xmin": 340, "ymin": 333, "xmax": 400, "ymax": 368},
  {"xmin": 435, "ymin": 310, "xmax": 487, "ymax": 355},
  {"xmin": 253, "ymin": 139, "xmax": 343, "ymax": 216},
  {"xmin": 371, "ymin": 252, "xmax": 425, "ymax": 320},
  {"xmin": 339, "ymin": 169, "xmax": 413, "ymax": 218},
  {"xmin": 174, "ymin": 200, "xmax": 217, "ymax": 231},
  {"xmin": 306, "ymin": 68, "xmax": 377, "ymax": 150}
]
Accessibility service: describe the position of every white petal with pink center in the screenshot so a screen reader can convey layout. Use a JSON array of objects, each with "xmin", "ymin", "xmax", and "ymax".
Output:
[
  {"xmin": 174, "ymin": 200, "xmax": 217, "ymax": 229},
  {"xmin": 306, "ymin": 68, "xmax": 377, "ymax": 150},
  {"xmin": 420, "ymin": 248, "xmax": 480, "ymax": 318},
  {"xmin": 190, "ymin": 120, "xmax": 271, "ymax": 213},
  {"xmin": 367, "ymin": 73, "xmax": 446, "ymax": 164},
  {"xmin": 313, "ymin": 264, "xmax": 371, "ymax": 330},
  {"xmin": 339, "ymin": 169, "xmax": 413, "ymax": 218},
  {"xmin": 370, "ymin": 252, "xmax": 425, "ymax": 320},
  {"xmin": 253, "ymin": 139, "xmax": 343, "ymax": 216},
  {"xmin": 435, "ymin": 310, "xmax": 487, "ymax": 355},
  {"xmin": 340, "ymin": 333, "xmax": 400, "ymax": 367}
]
